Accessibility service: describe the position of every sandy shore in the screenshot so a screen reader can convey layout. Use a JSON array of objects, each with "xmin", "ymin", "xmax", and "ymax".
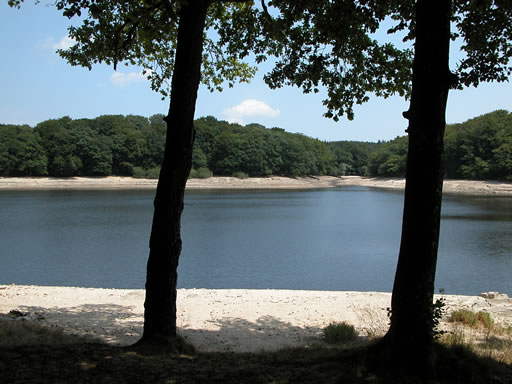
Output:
[
  {"xmin": 1, "ymin": 285, "xmax": 511, "ymax": 352},
  {"xmin": 1, "ymin": 175, "xmax": 512, "ymax": 195}
]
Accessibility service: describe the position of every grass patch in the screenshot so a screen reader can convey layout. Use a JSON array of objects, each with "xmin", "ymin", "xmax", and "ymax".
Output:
[
  {"xmin": 448, "ymin": 309, "xmax": 494, "ymax": 329},
  {"xmin": 323, "ymin": 322, "xmax": 358, "ymax": 345}
]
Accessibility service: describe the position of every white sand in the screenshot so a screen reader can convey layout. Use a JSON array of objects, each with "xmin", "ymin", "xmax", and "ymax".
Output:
[
  {"xmin": 1, "ymin": 285, "xmax": 511, "ymax": 352},
  {"xmin": 0, "ymin": 176, "xmax": 512, "ymax": 195}
]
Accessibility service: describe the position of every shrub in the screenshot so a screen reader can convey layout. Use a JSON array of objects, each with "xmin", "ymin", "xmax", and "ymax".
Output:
[
  {"xmin": 146, "ymin": 167, "xmax": 161, "ymax": 179},
  {"xmin": 323, "ymin": 322, "xmax": 358, "ymax": 344},
  {"xmin": 232, "ymin": 171, "xmax": 249, "ymax": 179},
  {"xmin": 132, "ymin": 166, "xmax": 160, "ymax": 179},
  {"xmin": 189, "ymin": 167, "xmax": 212, "ymax": 179},
  {"xmin": 132, "ymin": 166, "xmax": 147, "ymax": 178},
  {"xmin": 433, "ymin": 297, "xmax": 447, "ymax": 339}
]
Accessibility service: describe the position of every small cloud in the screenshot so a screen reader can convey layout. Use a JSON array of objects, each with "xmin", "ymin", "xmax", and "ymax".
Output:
[
  {"xmin": 110, "ymin": 70, "xmax": 149, "ymax": 87},
  {"xmin": 223, "ymin": 99, "xmax": 280, "ymax": 124},
  {"xmin": 52, "ymin": 35, "xmax": 75, "ymax": 50}
]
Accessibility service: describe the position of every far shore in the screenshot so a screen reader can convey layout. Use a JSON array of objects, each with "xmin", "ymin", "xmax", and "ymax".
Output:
[{"xmin": 1, "ymin": 175, "xmax": 512, "ymax": 195}]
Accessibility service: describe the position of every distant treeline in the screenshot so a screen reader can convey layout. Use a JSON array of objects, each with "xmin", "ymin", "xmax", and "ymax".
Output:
[
  {"xmin": 367, "ymin": 110, "xmax": 512, "ymax": 180},
  {"xmin": 1, "ymin": 110, "xmax": 511, "ymax": 180},
  {"xmin": 193, "ymin": 116, "xmax": 377, "ymax": 177},
  {"xmin": 0, "ymin": 114, "xmax": 375, "ymax": 178},
  {"xmin": 0, "ymin": 115, "xmax": 166, "ymax": 178}
]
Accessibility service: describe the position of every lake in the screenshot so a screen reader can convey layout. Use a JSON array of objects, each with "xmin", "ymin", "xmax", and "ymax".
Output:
[{"xmin": 0, "ymin": 187, "xmax": 511, "ymax": 295}]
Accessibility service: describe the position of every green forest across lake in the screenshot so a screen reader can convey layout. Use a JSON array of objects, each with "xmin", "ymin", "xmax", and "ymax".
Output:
[{"xmin": 1, "ymin": 110, "xmax": 511, "ymax": 180}]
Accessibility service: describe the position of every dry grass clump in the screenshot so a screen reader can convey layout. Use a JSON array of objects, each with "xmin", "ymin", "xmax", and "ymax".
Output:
[{"xmin": 448, "ymin": 309, "xmax": 494, "ymax": 329}]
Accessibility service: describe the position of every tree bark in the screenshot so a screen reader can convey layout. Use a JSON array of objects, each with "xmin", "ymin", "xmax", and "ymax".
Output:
[
  {"xmin": 138, "ymin": 0, "xmax": 210, "ymax": 345},
  {"xmin": 376, "ymin": 0, "xmax": 452, "ymax": 378}
]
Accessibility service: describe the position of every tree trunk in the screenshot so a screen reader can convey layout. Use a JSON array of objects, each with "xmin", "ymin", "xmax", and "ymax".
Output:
[
  {"xmin": 138, "ymin": 0, "xmax": 210, "ymax": 345},
  {"xmin": 376, "ymin": 0, "xmax": 452, "ymax": 378}
]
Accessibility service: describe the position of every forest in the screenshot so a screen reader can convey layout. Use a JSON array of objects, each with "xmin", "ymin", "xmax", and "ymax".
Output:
[
  {"xmin": 368, "ymin": 109, "xmax": 512, "ymax": 180},
  {"xmin": 0, "ymin": 109, "xmax": 511, "ymax": 180}
]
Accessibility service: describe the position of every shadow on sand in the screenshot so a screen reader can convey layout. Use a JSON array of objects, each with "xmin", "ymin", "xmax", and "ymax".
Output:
[{"xmin": 12, "ymin": 304, "xmax": 325, "ymax": 351}]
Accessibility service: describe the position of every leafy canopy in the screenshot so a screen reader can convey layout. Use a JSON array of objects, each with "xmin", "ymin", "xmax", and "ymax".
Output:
[
  {"xmin": 261, "ymin": 0, "xmax": 414, "ymax": 121},
  {"xmin": 8, "ymin": 0, "xmax": 263, "ymax": 98},
  {"xmin": 453, "ymin": 0, "xmax": 512, "ymax": 87},
  {"xmin": 262, "ymin": 0, "xmax": 512, "ymax": 120}
]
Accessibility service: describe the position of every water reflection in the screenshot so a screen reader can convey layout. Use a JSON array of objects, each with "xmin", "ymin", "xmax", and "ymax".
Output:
[{"xmin": 437, "ymin": 195, "xmax": 512, "ymax": 294}]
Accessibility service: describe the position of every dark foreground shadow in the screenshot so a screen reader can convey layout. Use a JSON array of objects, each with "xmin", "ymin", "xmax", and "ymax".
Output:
[{"xmin": 2, "ymin": 307, "xmax": 512, "ymax": 383}]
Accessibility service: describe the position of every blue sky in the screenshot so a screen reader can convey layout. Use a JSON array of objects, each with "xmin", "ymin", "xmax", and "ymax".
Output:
[{"xmin": 1, "ymin": 2, "xmax": 511, "ymax": 142}]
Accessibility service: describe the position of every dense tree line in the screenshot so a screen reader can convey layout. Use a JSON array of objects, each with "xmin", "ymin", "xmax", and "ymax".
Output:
[
  {"xmin": 194, "ymin": 116, "xmax": 378, "ymax": 177},
  {"xmin": 445, "ymin": 110, "xmax": 512, "ymax": 180},
  {"xmin": 367, "ymin": 110, "xmax": 512, "ymax": 180},
  {"xmin": 0, "ymin": 124, "xmax": 47, "ymax": 176},
  {"xmin": 0, "ymin": 115, "xmax": 166, "ymax": 177},
  {"xmin": 328, "ymin": 141, "xmax": 378, "ymax": 176},
  {"xmin": 367, "ymin": 136, "xmax": 409, "ymax": 177},
  {"xmin": 0, "ymin": 114, "xmax": 376, "ymax": 178},
  {"xmin": 2, "ymin": 110, "xmax": 511, "ymax": 180}
]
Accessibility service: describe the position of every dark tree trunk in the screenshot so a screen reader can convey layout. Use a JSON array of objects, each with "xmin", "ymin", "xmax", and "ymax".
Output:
[
  {"xmin": 375, "ymin": 0, "xmax": 452, "ymax": 379},
  {"xmin": 138, "ymin": 0, "xmax": 210, "ymax": 345}
]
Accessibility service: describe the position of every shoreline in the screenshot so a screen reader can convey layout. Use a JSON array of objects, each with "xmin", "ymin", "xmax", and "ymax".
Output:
[
  {"xmin": 1, "ymin": 285, "xmax": 511, "ymax": 352},
  {"xmin": 1, "ymin": 175, "xmax": 512, "ymax": 195}
]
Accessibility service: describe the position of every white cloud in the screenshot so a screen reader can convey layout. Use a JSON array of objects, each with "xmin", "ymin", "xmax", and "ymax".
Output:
[
  {"xmin": 52, "ymin": 35, "xmax": 75, "ymax": 50},
  {"xmin": 223, "ymin": 99, "xmax": 280, "ymax": 124},
  {"xmin": 110, "ymin": 70, "xmax": 148, "ymax": 87}
]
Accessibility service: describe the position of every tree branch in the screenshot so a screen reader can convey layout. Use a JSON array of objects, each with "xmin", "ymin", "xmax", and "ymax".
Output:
[{"xmin": 260, "ymin": 0, "xmax": 272, "ymax": 21}]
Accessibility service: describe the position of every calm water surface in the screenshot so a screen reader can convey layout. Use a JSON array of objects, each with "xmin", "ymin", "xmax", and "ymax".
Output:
[{"xmin": 0, "ymin": 187, "xmax": 510, "ymax": 295}]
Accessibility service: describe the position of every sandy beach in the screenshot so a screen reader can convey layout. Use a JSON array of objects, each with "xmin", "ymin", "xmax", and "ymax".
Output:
[
  {"xmin": 1, "ymin": 285, "xmax": 511, "ymax": 352},
  {"xmin": 1, "ymin": 175, "xmax": 512, "ymax": 195}
]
